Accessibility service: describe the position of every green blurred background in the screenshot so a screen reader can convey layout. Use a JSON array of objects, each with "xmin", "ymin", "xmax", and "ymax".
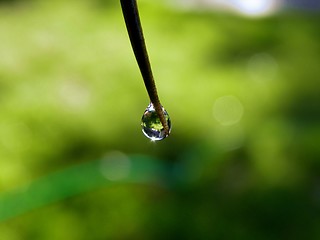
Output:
[{"xmin": 0, "ymin": 0, "xmax": 319, "ymax": 239}]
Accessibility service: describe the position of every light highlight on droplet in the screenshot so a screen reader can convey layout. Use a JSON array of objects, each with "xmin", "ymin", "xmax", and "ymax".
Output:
[{"xmin": 141, "ymin": 103, "xmax": 171, "ymax": 141}]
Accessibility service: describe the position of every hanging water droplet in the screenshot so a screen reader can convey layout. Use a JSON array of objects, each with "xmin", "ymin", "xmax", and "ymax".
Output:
[{"xmin": 141, "ymin": 103, "xmax": 171, "ymax": 141}]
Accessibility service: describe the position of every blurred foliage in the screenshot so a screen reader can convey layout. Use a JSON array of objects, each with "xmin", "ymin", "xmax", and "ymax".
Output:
[{"xmin": 0, "ymin": 0, "xmax": 319, "ymax": 239}]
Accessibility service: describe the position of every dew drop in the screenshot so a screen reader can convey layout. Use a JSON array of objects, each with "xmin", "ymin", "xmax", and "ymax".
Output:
[{"xmin": 141, "ymin": 103, "xmax": 171, "ymax": 141}]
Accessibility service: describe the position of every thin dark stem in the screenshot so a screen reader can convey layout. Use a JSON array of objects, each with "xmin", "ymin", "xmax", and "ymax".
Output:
[{"xmin": 120, "ymin": 0, "xmax": 169, "ymax": 136}]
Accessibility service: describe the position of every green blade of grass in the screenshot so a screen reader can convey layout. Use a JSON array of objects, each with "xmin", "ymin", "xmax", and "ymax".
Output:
[{"xmin": 0, "ymin": 154, "xmax": 167, "ymax": 222}]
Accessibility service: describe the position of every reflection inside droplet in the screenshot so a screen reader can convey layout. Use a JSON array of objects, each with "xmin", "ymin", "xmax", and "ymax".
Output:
[{"xmin": 141, "ymin": 103, "xmax": 171, "ymax": 141}]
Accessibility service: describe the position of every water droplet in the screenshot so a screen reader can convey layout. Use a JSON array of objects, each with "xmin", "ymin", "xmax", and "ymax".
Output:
[{"xmin": 141, "ymin": 103, "xmax": 171, "ymax": 141}]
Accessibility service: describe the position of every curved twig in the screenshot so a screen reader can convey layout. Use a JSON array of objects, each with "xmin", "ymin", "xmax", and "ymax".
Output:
[{"xmin": 120, "ymin": 0, "xmax": 170, "ymax": 136}]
